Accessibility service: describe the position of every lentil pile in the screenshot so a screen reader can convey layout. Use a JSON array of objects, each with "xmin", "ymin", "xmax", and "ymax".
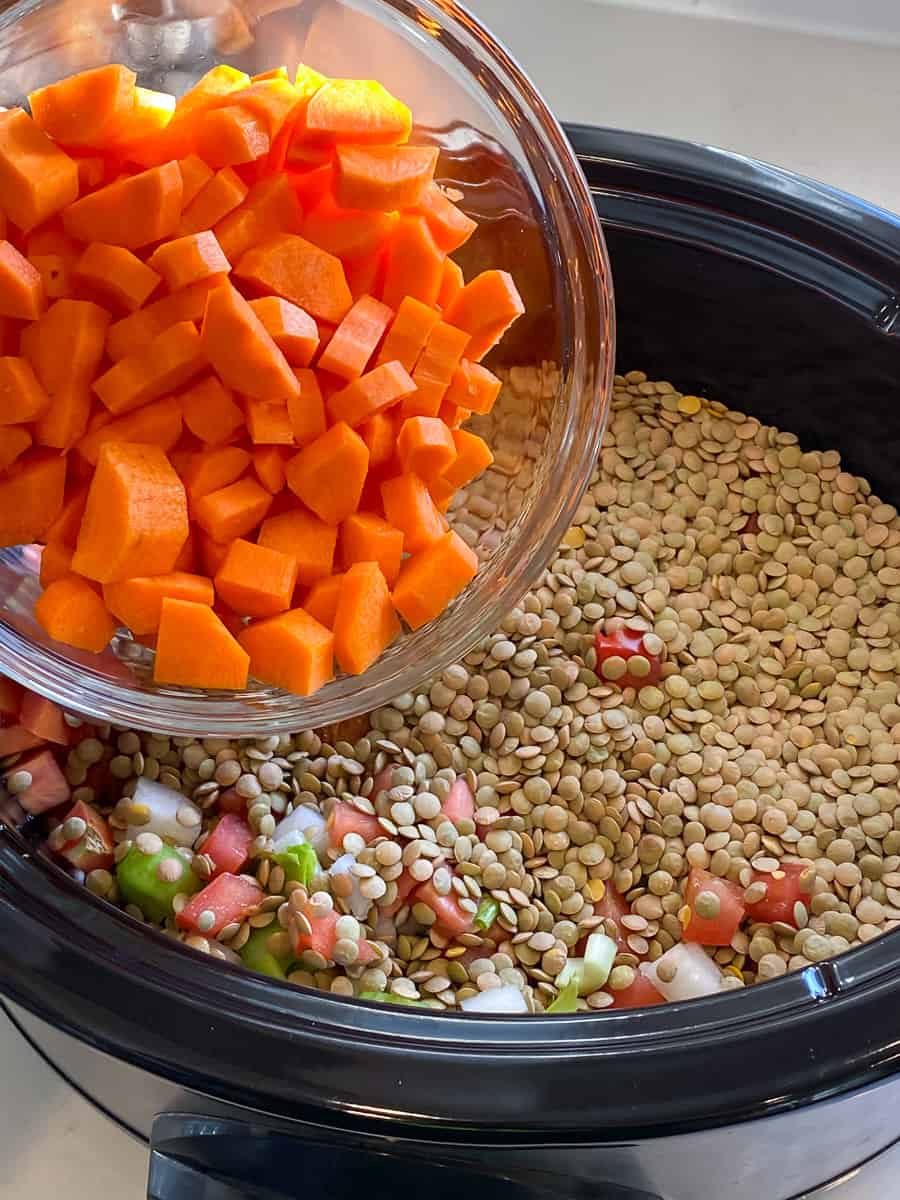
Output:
[{"xmin": 23, "ymin": 368, "xmax": 900, "ymax": 1010}]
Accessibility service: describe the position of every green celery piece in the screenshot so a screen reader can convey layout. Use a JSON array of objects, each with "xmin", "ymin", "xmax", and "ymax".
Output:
[
  {"xmin": 474, "ymin": 896, "xmax": 499, "ymax": 931},
  {"xmin": 359, "ymin": 990, "xmax": 431, "ymax": 1008},
  {"xmin": 117, "ymin": 843, "xmax": 200, "ymax": 924},
  {"xmin": 239, "ymin": 926, "xmax": 291, "ymax": 980},
  {"xmin": 275, "ymin": 841, "xmax": 318, "ymax": 886},
  {"xmin": 545, "ymin": 976, "xmax": 579, "ymax": 1014}
]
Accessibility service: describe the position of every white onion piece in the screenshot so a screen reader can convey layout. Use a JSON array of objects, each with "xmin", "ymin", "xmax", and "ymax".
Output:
[
  {"xmin": 125, "ymin": 778, "xmax": 202, "ymax": 848},
  {"xmin": 461, "ymin": 986, "xmax": 529, "ymax": 1014},
  {"xmin": 272, "ymin": 804, "xmax": 328, "ymax": 857},
  {"xmin": 640, "ymin": 942, "xmax": 723, "ymax": 1002},
  {"xmin": 329, "ymin": 852, "xmax": 372, "ymax": 921}
]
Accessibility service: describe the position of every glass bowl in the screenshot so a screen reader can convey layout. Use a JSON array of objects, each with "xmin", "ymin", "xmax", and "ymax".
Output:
[{"xmin": 0, "ymin": 0, "xmax": 613, "ymax": 736}]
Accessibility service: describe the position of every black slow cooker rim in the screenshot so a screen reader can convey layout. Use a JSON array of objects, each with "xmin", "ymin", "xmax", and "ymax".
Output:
[{"xmin": 3, "ymin": 125, "xmax": 900, "ymax": 1138}]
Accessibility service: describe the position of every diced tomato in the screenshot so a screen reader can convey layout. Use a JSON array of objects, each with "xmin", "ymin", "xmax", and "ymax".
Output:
[
  {"xmin": 607, "ymin": 972, "xmax": 666, "ymax": 1009},
  {"xmin": 6, "ymin": 749, "xmax": 71, "ymax": 815},
  {"xmin": 357, "ymin": 939, "xmax": 378, "ymax": 963},
  {"xmin": 0, "ymin": 724, "xmax": 44, "ymax": 756},
  {"xmin": 54, "ymin": 798, "xmax": 114, "ymax": 872},
  {"xmin": 0, "ymin": 676, "xmax": 22, "ymax": 722},
  {"xmin": 291, "ymin": 903, "xmax": 378, "ymax": 965},
  {"xmin": 383, "ymin": 867, "xmax": 418, "ymax": 916},
  {"xmin": 217, "ymin": 786, "xmax": 247, "ymax": 816},
  {"xmin": 327, "ymin": 799, "xmax": 382, "ymax": 848},
  {"xmin": 442, "ymin": 777, "xmax": 474, "ymax": 826},
  {"xmin": 370, "ymin": 765, "xmax": 397, "ymax": 799},
  {"xmin": 202, "ymin": 812, "xmax": 254, "ymax": 876},
  {"xmin": 682, "ymin": 867, "xmax": 745, "ymax": 946},
  {"xmin": 591, "ymin": 885, "xmax": 631, "ymax": 952},
  {"xmin": 594, "ymin": 625, "xmax": 662, "ymax": 691},
  {"xmin": 745, "ymin": 861, "xmax": 808, "ymax": 927},
  {"xmin": 19, "ymin": 690, "xmax": 70, "ymax": 746},
  {"xmin": 414, "ymin": 877, "xmax": 474, "ymax": 936},
  {"xmin": 176, "ymin": 872, "xmax": 263, "ymax": 935}
]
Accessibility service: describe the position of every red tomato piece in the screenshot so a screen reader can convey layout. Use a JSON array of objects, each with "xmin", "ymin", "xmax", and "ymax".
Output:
[
  {"xmin": 327, "ymin": 799, "xmax": 383, "ymax": 848},
  {"xmin": 202, "ymin": 812, "xmax": 254, "ymax": 876},
  {"xmin": 0, "ymin": 676, "xmax": 22, "ymax": 722},
  {"xmin": 217, "ymin": 786, "xmax": 247, "ymax": 816},
  {"xmin": 442, "ymin": 777, "xmax": 474, "ymax": 826},
  {"xmin": 414, "ymin": 876, "xmax": 474, "ymax": 936},
  {"xmin": 745, "ymin": 862, "xmax": 809, "ymax": 927},
  {"xmin": 176, "ymin": 872, "xmax": 263, "ymax": 935},
  {"xmin": 6, "ymin": 749, "xmax": 70, "ymax": 815},
  {"xmin": 0, "ymin": 724, "xmax": 44, "ymax": 757},
  {"xmin": 607, "ymin": 972, "xmax": 666, "ymax": 1009},
  {"xmin": 383, "ymin": 867, "xmax": 418, "ymax": 916},
  {"xmin": 291, "ymin": 903, "xmax": 378, "ymax": 964},
  {"xmin": 682, "ymin": 867, "xmax": 745, "ymax": 946},
  {"xmin": 594, "ymin": 625, "xmax": 662, "ymax": 691},
  {"xmin": 19, "ymin": 690, "xmax": 70, "ymax": 746},
  {"xmin": 53, "ymin": 798, "xmax": 115, "ymax": 872},
  {"xmin": 591, "ymin": 884, "xmax": 631, "ymax": 952}
]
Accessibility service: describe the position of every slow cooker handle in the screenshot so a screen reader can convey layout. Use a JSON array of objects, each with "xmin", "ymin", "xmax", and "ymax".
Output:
[{"xmin": 147, "ymin": 1113, "xmax": 662, "ymax": 1199}]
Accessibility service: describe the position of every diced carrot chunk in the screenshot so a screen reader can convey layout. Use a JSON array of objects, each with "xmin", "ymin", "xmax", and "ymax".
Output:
[
  {"xmin": 154, "ymin": 598, "xmax": 250, "ymax": 689},
  {"xmin": 35, "ymin": 574, "xmax": 117, "ymax": 653},
  {"xmin": 147, "ymin": 230, "xmax": 231, "ymax": 292},
  {"xmin": 19, "ymin": 690, "xmax": 69, "ymax": 745},
  {"xmin": 382, "ymin": 215, "xmax": 444, "ymax": 311},
  {"xmin": 286, "ymin": 368, "xmax": 326, "ymax": 446},
  {"xmin": 416, "ymin": 182, "xmax": 477, "ymax": 253},
  {"xmin": 215, "ymin": 172, "xmax": 301, "ymax": 262},
  {"xmin": 0, "ymin": 725, "xmax": 43, "ymax": 756},
  {"xmin": 195, "ymin": 106, "xmax": 269, "ymax": 168},
  {"xmin": 39, "ymin": 541, "xmax": 73, "ymax": 588},
  {"xmin": 327, "ymin": 360, "xmax": 415, "ymax": 428},
  {"xmin": 0, "ymin": 109, "xmax": 79, "ymax": 231},
  {"xmin": 442, "ymin": 269, "xmax": 525, "ymax": 361},
  {"xmin": 258, "ymin": 507, "xmax": 337, "ymax": 586},
  {"xmin": 29, "ymin": 65, "xmax": 137, "ymax": 147},
  {"xmin": 285, "ymin": 422, "xmax": 368, "ymax": 525},
  {"xmin": 178, "ymin": 166, "xmax": 248, "ymax": 237},
  {"xmin": 77, "ymin": 395, "xmax": 183, "ymax": 465},
  {"xmin": 335, "ymin": 144, "xmax": 438, "ymax": 211},
  {"xmin": 302, "ymin": 194, "xmax": 397, "ymax": 264},
  {"xmin": 178, "ymin": 154, "xmax": 214, "ymax": 207},
  {"xmin": 444, "ymin": 359, "xmax": 501, "ymax": 416},
  {"xmin": 0, "ymin": 241, "xmax": 45, "ymax": 319},
  {"xmin": 360, "ymin": 411, "xmax": 395, "ymax": 469},
  {"xmin": 239, "ymin": 606, "xmax": 333, "ymax": 695},
  {"xmin": 0, "ymin": 357, "xmax": 49, "ymax": 423},
  {"xmin": 105, "ymin": 277, "xmax": 222, "ymax": 361},
  {"xmin": 333, "ymin": 560, "xmax": 399, "ymax": 674},
  {"xmin": 380, "ymin": 472, "xmax": 447, "ymax": 554},
  {"xmin": 304, "ymin": 79, "xmax": 411, "ymax": 145},
  {"xmin": 340, "ymin": 511, "xmax": 403, "ymax": 586},
  {"xmin": 396, "ymin": 416, "xmax": 456, "ymax": 481},
  {"xmin": 200, "ymin": 282, "xmax": 299, "ymax": 402},
  {"xmin": 192, "ymin": 475, "xmax": 272, "ymax": 543},
  {"xmin": 437, "ymin": 257, "xmax": 464, "ymax": 309},
  {"xmin": 215, "ymin": 537, "xmax": 298, "ymax": 617},
  {"xmin": 392, "ymin": 530, "xmax": 478, "ymax": 629},
  {"xmin": 182, "ymin": 445, "xmax": 250, "ymax": 500},
  {"xmin": 106, "ymin": 87, "xmax": 175, "ymax": 150},
  {"xmin": 304, "ymin": 572, "xmax": 344, "ymax": 628},
  {"xmin": 246, "ymin": 398, "xmax": 295, "ymax": 445},
  {"xmin": 0, "ymin": 450, "xmax": 66, "ymax": 547},
  {"xmin": 180, "ymin": 375, "xmax": 244, "ymax": 445},
  {"xmin": 93, "ymin": 320, "xmax": 204, "ymax": 414},
  {"xmin": 102, "ymin": 572, "xmax": 215, "ymax": 635},
  {"xmin": 74, "ymin": 243, "xmax": 161, "ymax": 312},
  {"xmin": 249, "ymin": 296, "xmax": 318, "ymax": 366},
  {"xmin": 442, "ymin": 429, "xmax": 494, "ymax": 489},
  {"xmin": 235, "ymin": 233, "xmax": 352, "ymax": 324},
  {"xmin": 404, "ymin": 321, "xmax": 469, "ymax": 419},
  {"xmin": 63, "ymin": 162, "xmax": 183, "ymax": 250},
  {"xmin": 252, "ymin": 445, "xmax": 287, "ymax": 493},
  {"xmin": 376, "ymin": 295, "xmax": 440, "ymax": 371},
  {"xmin": 317, "ymin": 294, "xmax": 393, "ymax": 381}
]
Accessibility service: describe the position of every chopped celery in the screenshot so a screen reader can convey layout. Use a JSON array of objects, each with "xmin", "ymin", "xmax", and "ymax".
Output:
[
  {"xmin": 359, "ymin": 990, "xmax": 431, "ymax": 1008},
  {"xmin": 556, "ymin": 933, "xmax": 618, "ymax": 997},
  {"xmin": 545, "ymin": 976, "xmax": 579, "ymax": 1014},
  {"xmin": 239, "ymin": 926, "xmax": 291, "ymax": 980},
  {"xmin": 275, "ymin": 841, "xmax": 318, "ymax": 886},
  {"xmin": 117, "ymin": 843, "xmax": 200, "ymax": 924},
  {"xmin": 474, "ymin": 896, "xmax": 499, "ymax": 930}
]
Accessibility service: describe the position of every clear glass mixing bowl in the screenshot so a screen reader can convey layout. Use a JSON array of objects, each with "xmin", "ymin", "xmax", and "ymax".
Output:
[{"xmin": 0, "ymin": 0, "xmax": 613, "ymax": 736}]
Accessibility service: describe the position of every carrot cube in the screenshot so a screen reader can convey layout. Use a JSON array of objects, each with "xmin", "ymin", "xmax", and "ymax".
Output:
[
  {"xmin": 0, "ymin": 450, "xmax": 66, "ymax": 547},
  {"xmin": 252, "ymin": 445, "xmax": 287, "ymax": 493},
  {"xmin": 304, "ymin": 79, "xmax": 411, "ymax": 145},
  {"xmin": 317, "ymin": 294, "xmax": 394, "ymax": 381},
  {"xmin": 178, "ymin": 166, "xmax": 248, "ymax": 236},
  {"xmin": 29, "ymin": 65, "xmax": 137, "ymax": 147},
  {"xmin": 382, "ymin": 215, "xmax": 444, "ymax": 312},
  {"xmin": 102, "ymin": 572, "xmax": 215, "ymax": 635},
  {"xmin": 76, "ymin": 394, "xmax": 183, "ymax": 465},
  {"xmin": 392, "ymin": 530, "xmax": 478, "ymax": 630},
  {"xmin": 238, "ymin": 606, "xmax": 333, "ymax": 696},
  {"xmin": 63, "ymin": 161, "xmax": 183, "ymax": 250},
  {"xmin": 0, "ymin": 241, "xmax": 45, "ymax": 319},
  {"xmin": 74, "ymin": 243, "xmax": 162, "ymax": 312},
  {"xmin": 443, "ymin": 359, "xmax": 501, "ymax": 416},
  {"xmin": 285, "ymin": 422, "xmax": 369, "ymax": 525},
  {"xmin": 154, "ymin": 598, "xmax": 250, "ymax": 689},
  {"xmin": 192, "ymin": 475, "xmax": 273, "ymax": 543},
  {"xmin": 200, "ymin": 282, "xmax": 300, "ymax": 402},
  {"xmin": 195, "ymin": 106, "xmax": 269, "ymax": 168},
  {"xmin": 303, "ymin": 572, "xmax": 344, "ymax": 629},
  {"xmin": 215, "ymin": 537, "xmax": 298, "ymax": 617},
  {"xmin": 93, "ymin": 319, "xmax": 205, "ymax": 414},
  {"xmin": 0, "ymin": 109, "xmax": 79, "ymax": 231},
  {"xmin": 442, "ymin": 269, "xmax": 525, "ymax": 361},
  {"xmin": 215, "ymin": 172, "xmax": 301, "ymax": 263},
  {"xmin": 327, "ymin": 360, "xmax": 415, "ymax": 427},
  {"xmin": 340, "ymin": 511, "xmax": 403, "ymax": 586},
  {"xmin": 442, "ymin": 429, "xmax": 494, "ymax": 489},
  {"xmin": 180, "ymin": 375, "xmax": 244, "ymax": 445},
  {"xmin": 376, "ymin": 295, "xmax": 441, "ymax": 371},
  {"xmin": 258, "ymin": 507, "xmax": 336, "ymax": 585},
  {"xmin": 333, "ymin": 560, "xmax": 400, "ymax": 674},
  {"xmin": 245, "ymin": 398, "xmax": 294, "ymax": 445},
  {"xmin": 335, "ymin": 144, "xmax": 438, "ymax": 211},
  {"xmin": 0, "ymin": 357, "xmax": 50, "ymax": 423},
  {"xmin": 404, "ymin": 321, "xmax": 469, "ymax": 418},
  {"xmin": 148, "ymin": 230, "xmax": 231, "ymax": 292},
  {"xmin": 287, "ymin": 368, "xmax": 326, "ymax": 446},
  {"xmin": 235, "ymin": 233, "xmax": 352, "ymax": 325},
  {"xmin": 396, "ymin": 415, "xmax": 457, "ymax": 481},
  {"xmin": 416, "ymin": 182, "xmax": 477, "ymax": 253},
  {"xmin": 249, "ymin": 297, "xmax": 319, "ymax": 366},
  {"xmin": 34, "ymin": 574, "xmax": 116, "ymax": 653},
  {"xmin": 182, "ymin": 445, "xmax": 250, "ymax": 501},
  {"xmin": 106, "ymin": 277, "xmax": 222, "ymax": 361},
  {"xmin": 380, "ymin": 472, "xmax": 447, "ymax": 554},
  {"xmin": 178, "ymin": 154, "xmax": 214, "ymax": 207}
]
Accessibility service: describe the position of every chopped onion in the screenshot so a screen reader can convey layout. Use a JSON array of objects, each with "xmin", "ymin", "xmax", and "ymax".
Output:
[
  {"xmin": 556, "ymin": 932, "xmax": 617, "ymax": 996},
  {"xmin": 271, "ymin": 804, "xmax": 328, "ymax": 857},
  {"xmin": 461, "ymin": 985, "xmax": 528, "ymax": 1014},
  {"xmin": 640, "ymin": 942, "xmax": 724, "ymax": 1001},
  {"xmin": 125, "ymin": 778, "xmax": 202, "ymax": 848},
  {"xmin": 329, "ymin": 852, "xmax": 371, "ymax": 921}
]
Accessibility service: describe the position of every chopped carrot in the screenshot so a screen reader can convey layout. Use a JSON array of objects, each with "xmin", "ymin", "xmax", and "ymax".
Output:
[
  {"xmin": 304, "ymin": 79, "xmax": 411, "ymax": 145},
  {"xmin": 63, "ymin": 161, "xmax": 183, "ymax": 250},
  {"xmin": 317, "ymin": 294, "xmax": 393, "ymax": 381},
  {"xmin": 200, "ymin": 282, "xmax": 300, "ymax": 401},
  {"xmin": 0, "ymin": 241, "xmax": 45, "ymax": 319},
  {"xmin": 174, "ymin": 529, "xmax": 196, "ymax": 572},
  {"xmin": 44, "ymin": 485, "xmax": 88, "ymax": 547},
  {"xmin": 396, "ymin": 415, "xmax": 457, "ymax": 481},
  {"xmin": 258, "ymin": 507, "xmax": 336, "ymax": 585},
  {"xmin": 335, "ymin": 144, "xmax": 437, "ymax": 211},
  {"xmin": 333, "ymin": 560, "xmax": 399, "ymax": 674},
  {"xmin": 153, "ymin": 597, "xmax": 249, "ymax": 689},
  {"xmin": 304, "ymin": 572, "xmax": 344, "ymax": 628},
  {"xmin": 75, "ymin": 155, "xmax": 107, "ymax": 191},
  {"xmin": 360, "ymin": 411, "xmax": 395, "ymax": 468},
  {"xmin": 76, "ymin": 394, "xmax": 183, "ymax": 464},
  {"xmin": 107, "ymin": 88, "xmax": 175, "ymax": 150},
  {"xmin": 93, "ymin": 319, "xmax": 204, "ymax": 414},
  {"xmin": 148, "ymin": 230, "xmax": 231, "ymax": 292},
  {"xmin": 0, "ymin": 424, "xmax": 31, "ymax": 471},
  {"xmin": 103, "ymin": 572, "xmax": 214, "ymax": 634},
  {"xmin": 178, "ymin": 153, "xmax": 214, "ymax": 207},
  {"xmin": 249, "ymin": 297, "xmax": 318, "ymax": 366},
  {"xmin": 178, "ymin": 166, "xmax": 248, "ymax": 237},
  {"xmin": 285, "ymin": 421, "xmax": 368, "ymax": 525},
  {"xmin": 437, "ymin": 397, "xmax": 470, "ymax": 430},
  {"xmin": 29, "ymin": 65, "xmax": 137, "ymax": 147},
  {"xmin": 0, "ymin": 109, "xmax": 79, "ymax": 231},
  {"xmin": 340, "ymin": 511, "xmax": 403, "ymax": 585},
  {"xmin": 382, "ymin": 215, "xmax": 444, "ymax": 311},
  {"xmin": 28, "ymin": 248, "xmax": 74, "ymax": 300},
  {"xmin": 245, "ymin": 398, "xmax": 294, "ymax": 445},
  {"xmin": 428, "ymin": 477, "xmax": 456, "ymax": 514},
  {"xmin": 286, "ymin": 368, "xmax": 326, "ymax": 447},
  {"xmin": 195, "ymin": 106, "xmax": 269, "ymax": 168},
  {"xmin": 442, "ymin": 428, "xmax": 494, "ymax": 489},
  {"xmin": 376, "ymin": 295, "xmax": 440, "ymax": 371},
  {"xmin": 252, "ymin": 66, "xmax": 290, "ymax": 83},
  {"xmin": 23, "ymin": 298, "xmax": 109, "ymax": 447},
  {"xmin": 235, "ymin": 233, "xmax": 352, "ymax": 324},
  {"xmin": 302, "ymin": 195, "xmax": 397, "ymax": 264},
  {"xmin": 228, "ymin": 77, "xmax": 299, "ymax": 140},
  {"xmin": 215, "ymin": 172, "xmax": 301, "ymax": 262},
  {"xmin": 180, "ymin": 375, "xmax": 243, "ymax": 444},
  {"xmin": 391, "ymin": 529, "xmax": 478, "ymax": 629},
  {"xmin": 182, "ymin": 444, "xmax": 250, "ymax": 500},
  {"xmin": 380, "ymin": 472, "xmax": 447, "ymax": 554},
  {"xmin": 0, "ymin": 450, "xmax": 66, "ymax": 546},
  {"xmin": 437, "ymin": 257, "xmax": 464, "ymax": 309},
  {"xmin": 72, "ymin": 442, "xmax": 188, "ymax": 583},
  {"xmin": 444, "ymin": 358, "xmax": 501, "ymax": 416},
  {"xmin": 73, "ymin": 243, "xmax": 161, "ymax": 311},
  {"xmin": 442, "ymin": 269, "xmax": 525, "ymax": 360},
  {"xmin": 327, "ymin": 360, "xmax": 415, "ymax": 428},
  {"xmin": 106, "ymin": 277, "xmax": 222, "ymax": 360},
  {"xmin": 345, "ymin": 249, "xmax": 387, "ymax": 303},
  {"xmin": 252, "ymin": 445, "xmax": 287, "ymax": 493},
  {"xmin": 416, "ymin": 182, "xmax": 477, "ymax": 253},
  {"xmin": 238, "ymin": 606, "xmax": 333, "ymax": 696},
  {"xmin": 192, "ymin": 475, "xmax": 272, "ymax": 542},
  {"xmin": 0, "ymin": 357, "xmax": 49, "ymax": 423},
  {"xmin": 34, "ymin": 574, "xmax": 116, "ymax": 653},
  {"xmin": 176, "ymin": 65, "xmax": 251, "ymax": 119},
  {"xmin": 404, "ymin": 320, "xmax": 469, "ymax": 418},
  {"xmin": 215, "ymin": 537, "xmax": 298, "ymax": 617},
  {"xmin": 196, "ymin": 529, "xmax": 231, "ymax": 577},
  {"xmin": 39, "ymin": 541, "xmax": 72, "ymax": 586}
]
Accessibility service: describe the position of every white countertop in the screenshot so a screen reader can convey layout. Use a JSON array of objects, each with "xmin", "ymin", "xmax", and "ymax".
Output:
[{"xmin": 4, "ymin": 3, "xmax": 900, "ymax": 1197}]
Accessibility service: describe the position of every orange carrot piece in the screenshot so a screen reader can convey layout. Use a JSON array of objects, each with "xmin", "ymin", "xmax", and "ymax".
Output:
[
  {"xmin": 45, "ymin": 485, "xmax": 88, "ymax": 547},
  {"xmin": 215, "ymin": 172, "xmax": 301, "ymax": 262},
  {"xmin": 174, "ymin": 528, "xmax": 196, "ymax": 572},
  {"xmin": 303, "ymin": 572, "xmax": 344, "ymax": 629},
  {"xmin": 391, "ymin": 529, "xmax": 478, "ymax": 630},
  {"xmin": 380, "ymin": 472, "xmax": 447, "ymax": 554},
  {"xmin": 73, "ymin": 243, "xmax": 161, "ymax": 312},
  {"xmin": 253, "ymin": 66, "xmax": 290, "ymax": 83},
  {"xmin": 196, "ymin": 529, "xmax": 231, "ymax": 576},
  {"xmin": 0, "ymin": 357, "xmax": 49, "ymax": 423},
  {"xmin": 0, "ymin": 424, "xmax": 31, "ymax": 471},
  {"xmin": 245, "ymin": 398, "xmax": 294, "ymax": 445},
  {"xmin": 214, "ymin": 537, "xmax": 298, "ymax": 617},
  {"xmin": 28, "ymin": 250, "xmax": 74, "ymax": 300},
  {"xmin": 360, "ymin": 411, "xmax": 395, "ymax": 468},
  {"xmin": 0, "ymin": 450, "xmax": 66, "ymax": 546},
  {"xmin": 153, "ymin": 598, "xmax": 249, "ymax": 689},
  {"xmin": 287, "ymin": 161, "xmax": 333, "ymax": 208},
  {"xmin": 396, "ymin": 415, "xmax": 457, "ymax": 481},
  {"xmin": 403, "ymin": 321, "xmax": 469, "ymax": 418},
  {"xmin": 178, "ymin": 154, "xmax": 214, "ymax": 207},
  {"xmin": 35, "ymin": 574, "xmax": 116, "ymax": 653},
  {"xmin": 345, "ymin": 249, "xmax": 387, "ymax": 303},
  {"xmin": 106, "ymin": 87, "xmax": 174, "ymax": 150},
  {"xmin": 332, "ymin": 560, "xmax": 400, "ymax": 674},
  {"xmin": 438, "ymin": 257, "xmax": 464, "ymax": 309},
  {"xmin": 258, "ymin": 507, "xmax": 336, "ymax": 585},
  {"xmin": 148, "ymin": 230, "xmax": 231, "ymax": 292},
  {"xmin": 72, "ymin": 443, "xmax": 188, "ymax": 583},
  {"xmin": 436, "ymin": 398, "xmax": 470, "ymax": 430},
  {"xmin": 249, "ymin": 297, "xmax": 318, "ymax": 366},
  {"xmin": 444, "ymin": 358, "xmax": 502, "ymax": 416},
  {"xmin": 304, "ymin": 80, "xmax": 411, "ymax": 145},
  {"xmin": 178, "ymin": 166, "xmax": 248, "ymax": 237},
  {"xmin": 75, "ymin": 155, "xmax": 107, "ymax": 191},
  {"xmin": 22, "ymin": 298, "xmax": 110, "ymax": 425},
  {"xmin": 200, "ymin": 282, "xmax": 300, "ymax": 401},
  {"xmin": 382, "ymin": 215, "xmax": 444, "ymax": 311},
  {"xmin": 195, "ymin": 106, "xmax": 269, "ymax": 168},
  {"xmin": 442, "ymin": 269, "xmax": 525, "ymax": 360},
  {"xmin": 340, "ymin": 511, "xmax": 403, "ymax": 586},
  {"xmin": 229, "ymin": 78, "xmax": 299, "ymax": 139},
  {"xmin": 192, "ymin": 475, "xmax": 272, "ymax": 542},
  {"xmin": 317, "ymin": 294, "xmax": 393, "ymax": 381},
  {"xmin": 235, "ymin": 233, "xmax": 352, "ymax": 324},
  {"xmin": 93, "ymin": 319, "xmax": 204, "ymax": 414},
  {"xmin": 252, "ymin": 445, "xmax": 287, "ymax": 493},
  {"xmin": 416, "ymin": 182, "xmax": 477, "ymax": 253},
  {"xmin": 176, "ymin": 66, "xmax": 251, "ymax": 119},
  {"xmin": 105, "ymin": 277, "xmax": 222, "ymax": 360},
  {"xmin": 375, "ymin": 295, "xmax": 441, "ymax": 371},
  {"xmin": 286, "ymin": 368, "xmax": 326, "ymax": 447},
  {"xmin": 182, "ymin": 445, "xmax": 250, "ymax": 500},
  {"xmin": 0, "ymin": 109, "xmax": 79, "ymax": 231},
  {"xmin": 0, "ymin": 242, "xmax": 45, "ymax": 319},
  {"xmin": 181, "ymin": 375, "xmax": 244, "ymax": 445},
  {"xmin": 39, "ymin": 540, "xmax": 73, "ymax": 587},
  {"xmin": 29, "ymin": 65, "xmax": 137, "ymax": 147},
  {"xmin": 442, "ymin": 428, "xmax": 494, "ymax": 488},
  {"xmin": 103, "ymin": 572, "xmax": 214, "ymax": 635},
  {"xmin": 76, "ymin": 394, "xmax": 183, "ymax": 465},
  {"xmin": 335, "ymin": 144, "xmax": 438, "ymax": 211},
  {"xmin": 285, "ymin": 421, "xmax": 368, "ymax": 525},
  {"xmin": 238, "ymin": 606, "xmax": 333, "ymax": 696},
  {"xmin": 302, "ymin": 195, "xmax": 397, "ymax": 264},
  {"xmin": 63, "ymin": 161, "xmax": 183, "ymax": 250},
  {"xmin": 327, "ymin": 360, "xmax": 415, "ymax": 428}
]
